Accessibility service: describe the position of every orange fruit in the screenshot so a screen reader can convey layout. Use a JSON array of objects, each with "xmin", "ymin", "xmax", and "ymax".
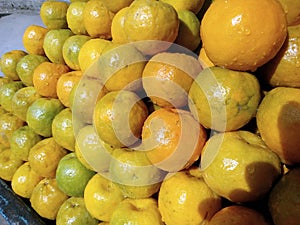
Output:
[
  {"xmin": 0, "ymin": 50, "xmax": 27, "ymax": 80},
  {"xmin": 62, "ymin": 34, "xmax": 91, "ymax": 70},
  {"xmin": 0, "ymin": 81, "xmax": 24, "ymax": 112},
  {"xmin": 32, "ymin": 61, "xmax": 70, "ymax": 98},
  {"xmin": 174, "ymin": 10, "xmax": 201, "ymax": 51},
  {"xmin": 52, "ymin": 108, "xmax": 76, "ymax": 151},
  {"xmin": 26, "ymin": 97, "xmax": 64, "ymax": 137},
  {"xmin": 78, "ymin": 38, "xmax": 112, "ymax": 73},
  {"xmin": 256, "ymin": 87, "xmax": 300, "ymax": 165},
  {"xmin": 97, "ymin": 44, "xmax": 146, "ymax": 92},
  {"xmin": 28, "ymin": 137, "xmax": 67, "ymax": 178},
  {"xmin": 83, "ymin": 0, "xmax": 115, "ymax": 39},
  {"xmin": 101, "ymin": 0, "xmax": 134, "ymax": 13},
  {"xmin": 74, "ymin": 125, "xmax": 114, "ymax": 172},
  {"xmin": 43, "ymin": 29, "xmax": 74, "ymax": 64},
  {"xmin": 0, "ymin": 149, "xmax": 23, "ymax": 181},
  {"xmin": 22, "ymin": 25, "xmax": 48, "ymax": 55},
  {"xmin": 0, "ymin": 112, "xmax": 25, "ymax": 148},
  {"xmin": 56, "ymin": 70, "xmax": 82, "ymax": 107},
  {"xmin": 141, "ymin": 108, "xmax": 207, "ymax": 172},
  {"xmin": 201, "ymin": 130, "xmax": 282, "ymax": 203},
  {"xmin": 10, "ymin": 125, "xmax": 42, "ymax": 161},
  {"xmin": 160, "ymin": 0, "xmax": 205, "ymax": 14},
  {"xmin": 188, "ymin": 66, "xmax": 261, "ymax": 132},
  {"xmin": 142, "ymin": 52, "xmax": 202, "ymax": 108},
  {"xmin": 109, "ymin": 147, "xmax": 163, "ymax": 199},
  {"xmin": 84, "ymin": 173, "xmax": 125, "ymax": 221},
  {"xmin": 259, "ymin": 25, "xmax": 300, "ymax": 88},
  {"xmin": 200, "ymin": 0, "xmax": 287, "ymax": 71},
  {"xmin": 111, "ymin": 7, "xmax": 129, "ymax": 44},
  {"xmin": 30, "ymin": 178, "xmax": 69, "ymax": 220},
  {"xmin": 278, "ymin": 0, "xmax": 300, "ymax": 26},
  {"xmin": 93, "ymin": 90, "xmax": 148, "ymax": 148},
  {"xmin": 11, "ymin": 162, "xmax": 43, "ymax": 198},
  {"xmin": 40, "ymin": 1, "xmax": 69, "ymax": 29},
  {"xmin": 16, "ymin": 54, "xmax": 49, "ymax": 87},
  {"xmin": 198, "ymin": 47, "xmax": 214, "ymax": 68},
  {"xmin": 207, "ymin": 205, "xmax": 269, "ymax": 225},
  {"xmin": 268, "ymin": 167, "xmax": 300, "ymax": 225},
  {"xmin": 11, "ymin": 86, "xmax": 41, "ymax": 121},
  {"xmin": 158, "ymin": 169, "xmax": 222, "ymax": 225},
  {"xmin": 121, "ymin": 0, "xmax": 179, "ymax": 54},
  {"xmin": 70, "ymin": 76, "xmax": 108, "ymax": 124},
  {"xmin": 66, "ymin": 1, "xmax": 88, "ymax": 35}
]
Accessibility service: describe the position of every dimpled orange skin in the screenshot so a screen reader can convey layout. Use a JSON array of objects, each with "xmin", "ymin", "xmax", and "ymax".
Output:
[
  {"xmin": 200, "ymin": 0, "xmax": 287, "ymax": 72},
  {"xmin": 142, "ymin": 108, "xmax": 207, "ymax": 172}
]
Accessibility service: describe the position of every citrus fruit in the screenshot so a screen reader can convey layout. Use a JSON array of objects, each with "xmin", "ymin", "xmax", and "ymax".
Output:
[
  {"xmin": 207, "ymin": 205, "xmax": 269, "ymax": 225},
  {"xmin": 84, "ymin": 173, "xmax": 125, "ymax": 221},
  {"xmin": 111, "ymin": 7, "xmax": 129, "ymax": 44},
  {"xmin": 0, "ymin": 149, "xmax": 23, "ymax": 181},
  {"xmin": 0, "ymin": 50, "xmax": 27, "ymax": 80},
  {"xmin": 142, "ymin": 108, "xmax": 207, "ymax": 172},
  {"xmin": 200, "ymin": 130, "xmax": 282, "ymax": 203},
  {"xmin": 30, "ymin": 178, "xmax": 69, "ymax": 220},
  {"xmin": 200, "ymin": 0, "xmax": 287, "ymax": 71},
  {"xmin": 10, "ymin": 125, "xmax": 42, "ymax": 161},
  {"xmin": 75, "ymin": 125, "xmax": 114, "ymax": 172},
  {"xmin": 160, "ymin": 0, "xmax": 205, "ymax": 14},
  {"xmin": 256, "ymin": 87, "xmax": 300, "ymax": 165},
  {"xmin": 0, "ymin": 77, "xmax": 12, "ymax": 88},
  {"xmin": 56, "ymin": 70, "xmax": 82, "ymax": 108},
  {"xmin": 188, "ymin": 66, "xmax": 261, "ymax": 132},
  {"xmin": 268, "ymin": 167, "xmax": 300, "ymax": 225},
  {"xmin": 174, "ymin": 10, "xmax": 201, "ymax": 51},
  {"xmin": 40, "ymin": 1, "xmax": 69, "ymax": 29},
  {"xmin": 52, "ymin": 108, "xmax": 75, "ymax": 151},
  {"xmin": 0, "ymin": 81, "xmax": 24, "ymax": 112},
  {"xmin": 109, "ymin": 147, "xmax": 164, "ymax": 199},
  {"xmin": 158, "ymin": 169, "xmax": 222, "ymax": 225},
  {"xmin": 278, "ymin": 0, "xmax": 300, "ymax": 26},
  {"xmin": 22, "ymin": 25, "xmax": 48, "ymax": 55},
  {"xmin": 93, "ymin": 90, "xmax": 148, "ymax": 148},
  {"xmin": 198, "ymin": 47, "xmax": 214, "ymax": 68},
  {"xmin": 56, "ymin": 152, "xmax": 96, "ymax": 197},
  {"xmin": 122, "ymin": 0, "xmax": 179, "ymax": 54},
  {"xmin": 66, "ymin": 1, "xmax": 88, "ymax": 35},
  {"xmin": 32, "ymin": 61, "xmax": 70, "ymax": 98},
  {"xmin": 26, "ymin": 97, "xmax": 64, "ymax": 137},
  {"xmin": 83, "ymin": 0, "xmax": 115, "ymax": 39},
  {"xmin": 56, "ymin": 197, "xmax": 99, "ymax": 225},
  {"xmin": 43, "ymin": 28, "xmax": 74, "ymax": 64},
  {"xmin": 11, "ymin": 86, "xmax": 41, "ymax": 121},
  {"xmin": 109, "ymin": 198, "xmax": 164, "ymax": 225},
  {"xmin": 0, "ymin": 112, "xmax": 25, "ymax": 147},
  {"xmin": 78, "ymin": 38, "xmax": 112, "ymax": 73},
  {"xmin": 259, "ymin": 25, "xmax": 300, "ymax": 88},
  {"xmin": 70, "ymin": 76, "xmax": 108, "ymax": 124},
  {"xmin": 28, "ymin": 137, "xmax": 67, "ymax": 178},
  {"xmin": 97, "ymin": 44, "xmax": 146, "ymax": 92},
  {"xmin": 16, "ymin": 54, "xmax": 49, "ymax": 86},
  {"xmin": 100, "ymin": 0, "xmax": 134, "ymax": 13},
  {"xmin": 11, "ymin": 162, "xmax": 43, "ymax": 198},
  {"xmin": 142, "ymin": 52, "xmax": 202, "ymax": 108},
  {"xmin": 62, "ymin": 34, "xmax": 91, "ymax": 70}
]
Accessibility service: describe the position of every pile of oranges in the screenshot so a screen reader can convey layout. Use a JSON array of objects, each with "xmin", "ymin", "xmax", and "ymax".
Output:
[{"xmin": 0, "ymin": 0, "xmax": 300, "ymax": 225}]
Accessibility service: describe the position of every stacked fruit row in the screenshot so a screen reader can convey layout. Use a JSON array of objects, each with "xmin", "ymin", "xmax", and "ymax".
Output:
[{"xmin": 0, "ymin": 0, "xmax": 299, "ymax": 225}]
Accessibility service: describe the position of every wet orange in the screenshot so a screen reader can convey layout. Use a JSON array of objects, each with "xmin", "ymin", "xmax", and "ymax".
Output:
[
  {"xmin": 32, "ymin": 62, "xmax": 70, "ymax": 98},
  {"xmin": 141, "ymin": 108, "xmax": 207, "ymax": 172},
  {"xmin": 56, "ymin": 70, "xmax": 82, "ymax": 107}
]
